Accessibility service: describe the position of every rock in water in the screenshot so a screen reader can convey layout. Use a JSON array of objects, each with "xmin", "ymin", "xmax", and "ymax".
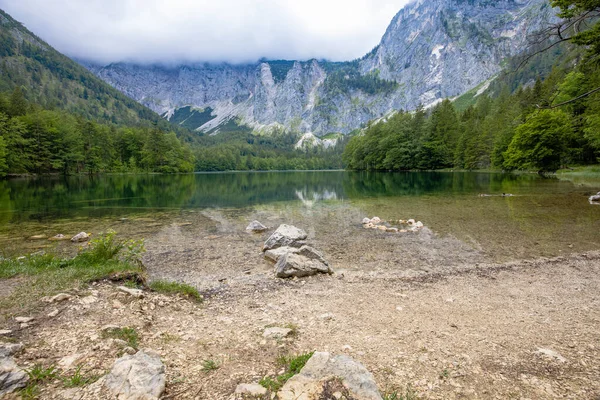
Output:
[
  {"xmin": 246, "ymin": 220, "xmax": 268, "ymax": 233},
  {"xmin": 0, "ymin": 343, "xmax": 28, "ymax": 396},
  {"xmin": 278, "ymin": 352, "xmax": 382, "ymax": 400},
  {"xmin": 71, "ymin": 232, "xmax": 90, "ymax": 242},
  {"xmin": 104, "ymin": 350, "xmax": 166, "ymax": 400},
  {"xmin": 275, "ymin": 253, "xmax": 332, "ymax": 278},
  {"xmin": 263, "ymin": 224, "xmax": 308, "ymax": 251}
]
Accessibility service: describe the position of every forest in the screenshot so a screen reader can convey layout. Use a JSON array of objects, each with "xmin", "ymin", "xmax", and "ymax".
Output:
[{"xmin": 343, "ymin": 0, "xmax": 600, "ymax": 174}]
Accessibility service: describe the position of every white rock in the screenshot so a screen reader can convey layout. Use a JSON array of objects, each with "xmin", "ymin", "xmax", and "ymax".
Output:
[
  {"xmin": 104, "ymin": 350, "xmax": 166, "ymax": 400},
  {"xmin": 246, "ymin": 220, "xmax": 268, "ymax": 233},
  {"xmin": 235, "ymin": 383, "xmax": 268, "ymax": 396},
  {"xmin": 0, "ymin": 330, "xmax": 12, "ymax": 336},
  {"xmin": 59, "ymin": 353, "xmax": 87, "ymax": 370},
  {"xmin": 80, "ymin": 295, "xmax": 98, "ymax": 305},
  {"xmin": 118, "ymin": 286, "xmax": 144, "ymax": 298},
  {"xmin": 264, "ymin": 246, "xmax": 299, "ymax": 263},
  {"xmin": 319, "ymin": 313, "xmax": 335, "ymax": 321},
  {"xmin": 47, "ymin": 309, "xmax": 60, "ymax": 318},
  {"xmin": 263, "ymin": 224, "xmax": 308, "ymax": 251},
  {"xmin": 278, "ymin": 352, "xmax": 382, "ymax": 400},
  {"xmin": 71, "ymin": 232, "xmax": 90, "ymax": 243},
  {"xmin": 536, "ymin": 348, "xmax": 567, "ymax": 363},
  {"xmin": 14, "ymin": 317, "xmax": 33, "ymax": 323},
  {"xmin": 370, "ymin": 217, "xmax": 382, "ymax": 224},
  {"xmin": 263, "ymin": 327, "xmax": 293, "ymax": 340},
  {"xmin": 0, "ymin": 355, "xmax": 28, "ymax": 396},
  {"xmin": 48, "ymin": 293, "xmax": 72, "ymax": 303},
  {"xmin": 362, "ymin": 218, "xmax": 371, "ymax": 224}
]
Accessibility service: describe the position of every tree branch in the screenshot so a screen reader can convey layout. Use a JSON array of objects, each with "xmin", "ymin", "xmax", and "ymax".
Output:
[{"xmin": 536, "ymin": 86, "xmax": 600, "ymax": 109}]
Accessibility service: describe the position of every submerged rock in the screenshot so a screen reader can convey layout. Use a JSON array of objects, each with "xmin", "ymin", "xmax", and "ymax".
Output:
[
  {"xmin": 246, "ymin": 220, "xmax": 268, "ymax": 233},
  {"xmin": 275, "ymin": 253, "xmax": 332, "ymax": 278},
  {"xmin": 71, "ymin": 232, "xmax": 90, "ymax": 243},
  {"xmin": 104, "ymin": 350, "xmax": 166, "ymax": 400},
  {"xmin": 278, "ymin": 351, "xmax": 382, "ymax": 400},
  {"xmin": 263, "ymin": 224, "xmax": 308, "ymax": 251}
]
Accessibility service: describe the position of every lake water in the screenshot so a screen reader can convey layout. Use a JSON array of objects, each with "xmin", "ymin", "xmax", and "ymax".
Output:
[{"xmin": 1, "ymin": 171, "xmax": 599, "ymax": 266}]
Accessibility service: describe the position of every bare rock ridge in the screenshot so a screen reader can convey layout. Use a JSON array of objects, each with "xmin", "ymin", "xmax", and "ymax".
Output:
[{"xmin": 82, "ymin": 0, "xmax": 555, "ymax": 136}]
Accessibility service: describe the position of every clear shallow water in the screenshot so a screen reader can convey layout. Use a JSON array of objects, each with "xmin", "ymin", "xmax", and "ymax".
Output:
[{"xmin": 1, "ymin": 171, "xmax": 599, "ymax": 261}]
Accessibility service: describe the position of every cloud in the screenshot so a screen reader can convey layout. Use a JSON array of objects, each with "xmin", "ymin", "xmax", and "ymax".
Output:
[{"xmin": 0, "ymin": 0, "xmax": 409, "ymax": 65}]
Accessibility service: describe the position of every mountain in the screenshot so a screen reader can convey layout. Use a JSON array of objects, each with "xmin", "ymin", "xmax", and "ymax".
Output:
[
  {"xmin": 83, "ymin": 0, "xmax": 556, "ymax": 136},
  {"xmin": 0, "ymin": 9, "xmax": 167, "ymax": 126}
]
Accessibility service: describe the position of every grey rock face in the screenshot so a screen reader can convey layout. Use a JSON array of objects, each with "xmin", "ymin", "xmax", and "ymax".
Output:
[
  {"xmin": 104, "ymin": 350, "xmax": 166, "ymax": 400},
  {"xmin": 262, "ymin": 224, "xmax": 308, "ymax": 251},
  {"xmin": 264, "ymin": 246, "xmax": 300, "ymax": 263},
  {"xmin": 0, "ymin": 344, "xmax": 28, "ymax": 396},
  {"xmin": 275, "ymin": 253, "xmax": 332, "ymax": 278},
  {"xmin": 278, "ymin": 351, "xmax": 382, "ymax": 400},
  {"xmin": 84, "ymin": 0, "xmax": 553, "ymax": 136}
]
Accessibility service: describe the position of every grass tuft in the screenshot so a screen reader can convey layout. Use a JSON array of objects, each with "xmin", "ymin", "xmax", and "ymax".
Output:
[
  {"xmin": 383, "ymin": 385, "xmax": 420, "ymax": 400},
  {"xmin": 62, "ymin": 366, "xmax": 99, "ymax": 388},
  {"xmin": 201, "ymin": 359, "xmax": 219, "ymax": 372},
  {"xmin": 260, "ymin": 351, "xmax": 314, "ymax": 392},
  {"xmin": 101, "ymin": 327, "xmax": 139, "ymax": 349},
  {"xmin": 149, "ymin": 280, "xmax": 202, "ymax": 301}
]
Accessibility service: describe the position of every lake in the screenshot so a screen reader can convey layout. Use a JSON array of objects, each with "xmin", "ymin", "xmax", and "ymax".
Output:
[{"xmin": 1, "ymin": 171, "xmax": 599, "ymax": 273}]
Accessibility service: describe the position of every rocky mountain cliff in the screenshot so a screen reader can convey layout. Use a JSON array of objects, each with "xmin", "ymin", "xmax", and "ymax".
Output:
[{"xmin": 84, "ymin": 0, "xmax": 556, "ymax": 135}]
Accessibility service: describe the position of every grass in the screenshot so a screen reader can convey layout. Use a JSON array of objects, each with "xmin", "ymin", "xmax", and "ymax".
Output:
[
  {"xmin": 101, "ymin": 327, "xmax": 139, "ymax": 349},
  {"xmin": 62, "ymin": 366, "xmax": 99, "ymax": 388},
  {"xmin": 21, "ymin": 364, "xmax": 58, "ymax": 399},
  {"xmin": 259, "ymin": 351, "xmax": 314, "ymax": 392},
  {"xmin": 148, "ymin": 280, "xmax": 203, "ymax": 301},
  {"xmin": 0, "ymin": 231, "xmax": 145, "ymax": 314},
  {"xmin": 556, "ymin": 165, "xmax": 600, "ymax": 186},
  {"xmin": 201, "ymin": 359, "xmax": 220, "ymax": 372},
  {"xmin": 383, "ymin": 385, "xmax": 420, "ymax": 400}
]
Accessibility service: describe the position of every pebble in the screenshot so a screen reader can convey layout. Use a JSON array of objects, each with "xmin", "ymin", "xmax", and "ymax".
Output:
[
  {"xmin": 47, "ymin": 310, "xmax": 60, "ymax": 318},
  {"xmin": 118, "ymin": 286, "xmax": 144, "ymax": 298},
  {"xmin": 15, "ymin": 317, "xmax": 34, "ymax": 323}
]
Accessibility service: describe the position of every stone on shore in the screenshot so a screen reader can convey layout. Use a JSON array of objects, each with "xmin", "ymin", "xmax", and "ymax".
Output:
[
  {"xmin": 263, "ymin": 327, "xmax": 293, "ymax": 339},
  {"xmin": 246, "ymin": 220, "xmax": 268, "ymax": 233},
  {"xmin": 278, "ymin": 351, "xmax": 382, "ymax": 400},
  {"xmin": 275, "ymin": 253, "xmax": 332, "ymax": 278},
  {"xmin": 49, "ymin": 234, "xmax": 68, "ymax": 241},
  {"xmin": 71, "ymin": 232, "xmax": 90, "ymax": 243},
  {"xmin": 590, "ymin": 192, "xmax": 600, "ymax": 203},
  {"xmin": 297, "ymin": 245, "xmax": 329, "ymax": 266},
  {"xmin": 264, "ymin": 246, "xmax": 299, "ymax": 263},
  {"xmin": 104, "ymin": 350, "xmax": 166, "ymax": 400},
  {"xmin": 235, "ymin": 383, "xmax": 268, "ymax": 397},
  {"xmin": 118, "ymin": 286, "xmax": 144, "ymax": 298},
  {"xmin": 263, "ymin": 224, "xmax": 308, "ymax": 251},
  {"xmin": 0, "ymin": 343, "xmax": 28, "ymax": 396}
]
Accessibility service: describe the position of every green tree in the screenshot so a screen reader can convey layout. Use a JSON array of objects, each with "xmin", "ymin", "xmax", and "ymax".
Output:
[
  {"xmin": 0, "ymin": 134, "xmax": 7, "ymax": 177},
  {"xmin": 503, "ymin": 109, "xmax": 573, "ymax": 173}
]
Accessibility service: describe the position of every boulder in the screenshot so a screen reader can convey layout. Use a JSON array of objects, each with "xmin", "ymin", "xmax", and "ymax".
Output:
[
  {"xmin": 0, "ymin": 344, "xmax": 28, "ymax": 396},
  {"xmin": 264, "ymin": 246, "xmax": 299, "ymax": 263},
  {"xmin": 275, "ymin": 253, "xmax": 332, "ymax": 278},
  {"xmin": 246, "ymin": 220, "xmax": 268, "ymax": 233},
  {"xmin": 104, "ymin": 350, "xmax": 166, "ymax": 400},
  {"xmin": 71, "ymin": 232, "xmax": 90, "ymax": 243},
  {"xmin": 278, "ymin": 352, "xmax": 382, "ymax": 400},
  {"xmin": 297, "ymin": 245, "xmax": 329, "ymax": 266},
  {"xmin": 263, "ymin": 224, "xmax": 308, "ymax": 251}
]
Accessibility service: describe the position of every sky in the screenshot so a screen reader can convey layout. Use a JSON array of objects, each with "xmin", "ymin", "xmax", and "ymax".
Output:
[{"xmin": 0, "ymin": 0, "xmax": 411, "ymax": 65}]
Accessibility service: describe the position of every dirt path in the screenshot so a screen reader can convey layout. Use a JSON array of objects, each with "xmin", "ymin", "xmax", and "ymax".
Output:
[{"xmin": 3, "ymin": 250, "xmax": 600, "ymax": 399}]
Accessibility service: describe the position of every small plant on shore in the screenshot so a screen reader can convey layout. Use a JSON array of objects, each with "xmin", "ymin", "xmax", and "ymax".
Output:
[
  {"xmin": 148, "ymin": 280, "xmax": 202, "ymax": 301},
  {"xmin": 81, "ymin": 230, "xmax": 145, "ymax": 265},
  {"xmin": 439, "ymin": 369, "xmax": 450, "ymax": 379},
  {"xmin": 63, "ymin": 366, "xmax": 99, "ymax": 388},
  {"xmin": 19, "ymin": 383, "xmax": 40, "ymax": 400},
  {"xmin": 202, "ymin": 359, "xmax": 219, "ymax": 372},
  {"xmin": 383, "ymin": 385, "xmax": 420, "ymax": 400},
  {"xmin": 101, "ymin": 327, "xmax": 139, "ymax": 349},
  {"xmin": 259, "ymin": 351, "xmax": 314, "ymax": 392},
  {"xmin": 26, "ymin": 364, "xmax": 58, "ymax": 383}
]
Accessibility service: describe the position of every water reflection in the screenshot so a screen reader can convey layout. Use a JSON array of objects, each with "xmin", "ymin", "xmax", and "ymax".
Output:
[{"xmin": 0, "ymin": 171, "xmax": 593, "ymax": 223}]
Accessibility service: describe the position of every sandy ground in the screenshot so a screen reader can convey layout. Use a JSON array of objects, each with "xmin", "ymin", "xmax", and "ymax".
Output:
[{"xmin": 1, "ymin": 209, "xmax": 600, "ymax": 399}]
